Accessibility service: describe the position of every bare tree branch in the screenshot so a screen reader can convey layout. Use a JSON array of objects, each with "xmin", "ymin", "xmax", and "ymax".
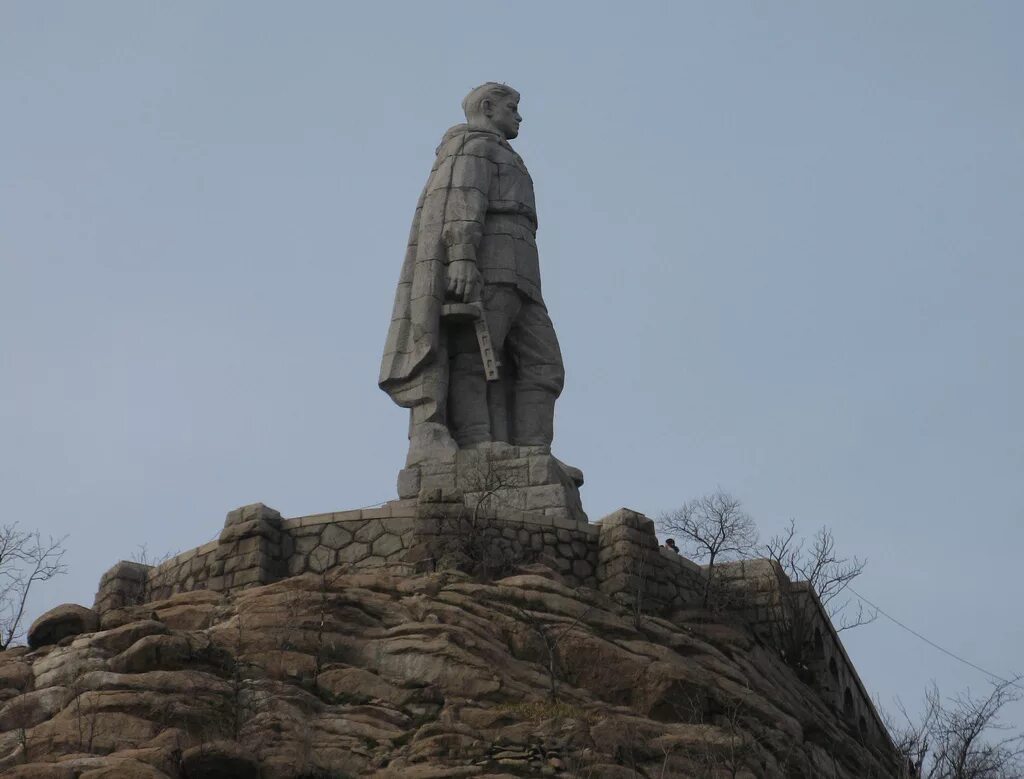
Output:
[
  {"xmin": 764, "ymin": 520, "xmax": 877, "ymax": 632},
  {"xmin": 659, "ymin": 490, "xmax": 758, "ymax": 607},
  {"xmin": 887, "ymin": 677, "xmax": 1024, "ymax": 778},
  {"xmin": 0, "ymin": 524, "xmax": 68, "ymax": 649}
]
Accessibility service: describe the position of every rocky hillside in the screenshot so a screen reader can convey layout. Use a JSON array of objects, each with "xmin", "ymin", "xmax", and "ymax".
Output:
[{"xmin": 0, "ymin": 568, "xmax": 899, "ymax": 778}]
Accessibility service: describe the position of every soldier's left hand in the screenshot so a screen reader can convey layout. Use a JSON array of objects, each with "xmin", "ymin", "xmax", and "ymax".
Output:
[{"xmin": 446, "ymin": 260, "xmax": 482, "ymax": 302}]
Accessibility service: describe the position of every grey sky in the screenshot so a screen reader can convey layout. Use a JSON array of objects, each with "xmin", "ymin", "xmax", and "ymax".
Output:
[{"xmin": 3, "ymin": 1, "xmax": 1022, "ymax": 728}]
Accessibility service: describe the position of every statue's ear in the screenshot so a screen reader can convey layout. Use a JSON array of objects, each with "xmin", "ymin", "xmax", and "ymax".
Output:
[{"xmin": 479, "ymin": 97, "xmax": 494, "ymax": 117}]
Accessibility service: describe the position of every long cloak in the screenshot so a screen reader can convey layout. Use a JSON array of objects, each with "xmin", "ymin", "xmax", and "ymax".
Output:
[{"xmin": 378, "ymin": 124, "xmax": 483, "ymax": 410}]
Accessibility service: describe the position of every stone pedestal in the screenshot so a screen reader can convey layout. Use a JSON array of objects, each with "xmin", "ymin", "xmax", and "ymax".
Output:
[
  {"xmin": 597, "ymin": 508, "xmax": 706, "ymax": 612},
  {"xmin": 93, "ymin": 560, "xmax": 152, "ymax": 613},
  {"xmin": 396, "ymin": 442, "xmax": 586, "ymax": 524},
  {"xmin": 212, "ymin": 503, "xmax": 287, "ymax": 591}
]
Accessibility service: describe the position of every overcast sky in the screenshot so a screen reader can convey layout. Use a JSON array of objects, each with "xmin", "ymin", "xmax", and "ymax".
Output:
[{"xmin": 3, "ymin": 1, "xmax": 1022, "ymax": 730}]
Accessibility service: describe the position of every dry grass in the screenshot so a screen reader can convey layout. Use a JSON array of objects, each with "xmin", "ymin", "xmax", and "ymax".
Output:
[{"xmin": 497, "ymin": 699, "xmax": 597, "ymax": 723}]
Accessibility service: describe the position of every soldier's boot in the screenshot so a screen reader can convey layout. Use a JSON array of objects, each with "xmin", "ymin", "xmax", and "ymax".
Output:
[
  {"xmin": 486, "ymin": 368, "xmax": 513, "ymax": 444},
  {"xmin": 406, "ymin": 403, "xmax": 457, "ymax": 467},
  {"xmin": 512, "ymin": 388, "xmax": 555, "ymax": 447},
  {"xmin": 513, "ymin": 389, "xmax": 583, "ymax": 487},
  {"xmin": 406, "ymin": 422, "xmax": 458, "ymax": 467}
]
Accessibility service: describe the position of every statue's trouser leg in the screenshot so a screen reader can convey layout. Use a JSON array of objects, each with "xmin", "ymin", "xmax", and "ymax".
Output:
[
  {"xmin": 447, "ymin": 352, "xmax": 489, "ymax": 445},
  {"xmin": 506, "ymin": 297, "xmax": 565, "ymax": 446},
  {"xmin": 448, "ymin": 286, "xmax": 518, "ymax": 446},
  {"xmin": 487, "ymin": 367, "xmax": 514, "ymax": 444}
]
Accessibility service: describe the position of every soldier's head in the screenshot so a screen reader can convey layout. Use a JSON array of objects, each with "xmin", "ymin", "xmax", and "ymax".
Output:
[{"xmin": 462, "ymin": 82, "xmax": 521, "ymax": 140}]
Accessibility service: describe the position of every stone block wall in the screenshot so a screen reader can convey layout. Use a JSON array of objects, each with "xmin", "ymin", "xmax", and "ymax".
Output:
[
  {"xmin": 147, "ymin": 540, "xmax": 219, "ymax": 601},
  {"xmin": 94, "ymin": 498, "xmax": 705, "ymax": 614},
  {"xmin": 409, "ymin": 490, "xmax": 600, "ymax": 586},
  {"xmin": 94, "ymin": 501, "xmax": 423, "ymax": 613},
  {"xmin": 94, "ymin": 499, "xmax": 714, "ymax": 616},
  {"xmin": 94, "ymin": 561, "xmax": 152, "ymax": 613},
  {"xmin": 398, "ymin": 444, "xmax": 587, "ymax": 524},
  {"xmin": 596, "ymin": 508, "xmax": 706, "ymax": 612},
  {"xmin": 713, "ymin": 560, "xmax": 891, "ymax": 751},
  {"xmin": 280, "ymin": 503, "xmax": 418, "ymax": 577}
]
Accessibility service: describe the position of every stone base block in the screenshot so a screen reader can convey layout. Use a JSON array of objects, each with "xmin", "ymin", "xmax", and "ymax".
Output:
[
  {"xmin": 93, "ymin": 561, "xmax": 153, "ymax": 614},
  {"xmin": 401, "ymin": 443, "xmax": 587, "ymax": 524},
  {"xmin": 225, "ymin": 502, "xmax": 282, "ymax": 528},
  {"xmin": 397, "ymin": 467, "xmax": 421, "ymax": 499}
]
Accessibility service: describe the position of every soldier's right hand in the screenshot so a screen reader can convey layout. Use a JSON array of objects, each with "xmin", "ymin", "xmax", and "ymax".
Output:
[{"xmin": 446, "ymin": 260, "xmax": 482, "ymax": 302}]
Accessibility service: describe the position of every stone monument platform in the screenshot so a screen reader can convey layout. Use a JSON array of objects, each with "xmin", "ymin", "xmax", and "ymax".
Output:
[{"xmin": 89, "ymin": 493, "xmax": 891, "ymax": 753}]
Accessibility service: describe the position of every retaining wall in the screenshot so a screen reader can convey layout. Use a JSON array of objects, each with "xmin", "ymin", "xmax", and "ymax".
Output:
[
  {"xmin": 93, "ymin": 499, "xmax": 704, "ymax": 615},
  {"xmin": 714, "ymin": 559, "xmax": 892, "ymax": 752},
  {"xmin": 410, "ymin": 490, "xmax": 600, "ymax": 586}
]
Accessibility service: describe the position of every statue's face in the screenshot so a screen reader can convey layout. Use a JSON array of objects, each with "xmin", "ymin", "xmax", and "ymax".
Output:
[{"xmin": 487, "ymin": 96, "xmax": 521, "ymax": 140}]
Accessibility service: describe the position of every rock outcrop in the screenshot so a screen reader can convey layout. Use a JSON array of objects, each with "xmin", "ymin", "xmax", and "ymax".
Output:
[
  {"xmin": 1, "ymin": 570, "xmax": 900, "ymax": 777},
  {"xmin": 27, "ymin": 606, "xmax": 99, "ymax": 652}
]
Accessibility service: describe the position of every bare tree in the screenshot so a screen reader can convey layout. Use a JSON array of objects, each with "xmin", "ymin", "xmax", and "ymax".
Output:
[
  {"xmin": 130, "ymin": 543, "xmax": 176, "ymax": 567},
  {"xmin": 525, "ymin": 606, "xmax": 592, "ymax": 702},
  {"xmin": 425, "ymin": 455, "xmax": 530, "ymax": 579},
  {"xmin": 685, "ymin": 696, "xmax": 768, "ymax": 779},
  {"xmin": 0, "ymin": 523, "xmax": 68, "ymax": 649},
  {"xmin": 502, "ymin": 593, "xmax": 594, "ymax": 702},
  {"xmin": 764, "ymin": 520, "xmax": 876, "ymax": 632},
  {"xmin": 889, "ymin": 677, "xmax": 1024, "ymax": 779},
  {"xmin": 126, "ymin": 543, "xmax": 177, "ymax": 606},
  {"xmin": 755, "ymin": 521, "xmax": 875, "ymax": 674},
  {"xmin": 659, "ymin": 491, "xmax": 758, "ymax": 607}
]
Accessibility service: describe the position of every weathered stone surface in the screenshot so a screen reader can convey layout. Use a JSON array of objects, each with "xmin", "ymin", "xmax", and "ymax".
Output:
[
  {"xmin": 354, "ymin": 519, "xmax": 385, "ymax": 543},
  {"xmin": 10, "ymin": 568, "xmax": 896, "ymax": 777},
  {"xmin": 3, "ymin": 766, "xmax": 76, "ymax": 778},
  {"xmin": 572, "ymin": 559, "xmax": 593, "ymax": 578},
  {"xmin": 316, "ymin": 665, "xmax": 413, "ymax": 706},
  {"xmin": 94, "ymin": 561, "xmax": 153, "ymax": 615},
  {"xmin": 320, "ymin": 523, "xmax": 352, "ymax": 549},
  {"xmin": 0, "ymin": 655, "xmax": 33, "ymax": 692},
  {"xmin": 525, "ymin": 483, "xmax": 568, "ymax": 511},
  {"xmin": 76, "ymin": 620, "xmax": 169, "ymax": 655},
  {"xmin": 307, "ymin": 545, "xmax": 335, "ymax": 573},
  {"xmin": 108, "ymin": 633, "xmax": 193, "ymax": 674},
  {"xmin": 337, "ymin": 541, "xmax": 370, "ymax": 564},
  {"xmin": 28, "ymin": 604, "xmax": 99, "ymax": 649},
  {"xmin": 0, "ymin": 685, "xmax": 67, "ymax": 730},
  {"xmin": 224, "ymin": 503, "xmax": 282, "ymax": 528},
  {"xmin": 79, "ymin": 760, "xmax": 171, "ymax": 778},
  {"xmin": 372, "ymin": 533, "xmax": 404, "ymax": 557},
  {"xmin": 397, "ymin": 467, "xmax": 421, "ymax": 499},
  {"xmin": 33, "ymin": 644, "xmax": 108, "ymax": 688}
]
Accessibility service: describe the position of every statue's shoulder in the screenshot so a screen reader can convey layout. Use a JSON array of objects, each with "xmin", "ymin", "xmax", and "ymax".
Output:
[{"xmin": 436, "ymin": 127, "xmax": 501, "ymax": 160}]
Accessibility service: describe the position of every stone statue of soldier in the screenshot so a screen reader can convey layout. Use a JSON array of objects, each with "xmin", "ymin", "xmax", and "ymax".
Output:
[{"xmin": 380, "ymin": 83, "xmax": 566, "ymax": 467}]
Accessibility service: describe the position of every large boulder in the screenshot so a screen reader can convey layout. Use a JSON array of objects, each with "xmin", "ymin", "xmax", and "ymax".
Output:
[
  {"xmin": 0, "ymin": 652, "xmax": 33, "ymax": 692},
  {"xmin": 108, "ymin": 633, "xmax": 193, "ymax": 674},
  {"xmin": 0, "ymin": 685, "xmax": 68, "ymax": 730},
  {"xmin": 28, "ymin": 604, "xmax": 99, "ymax": 649},
  {"xmin": 77, "ymin": 619, "xmax": 169, "ymax": 655}
]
